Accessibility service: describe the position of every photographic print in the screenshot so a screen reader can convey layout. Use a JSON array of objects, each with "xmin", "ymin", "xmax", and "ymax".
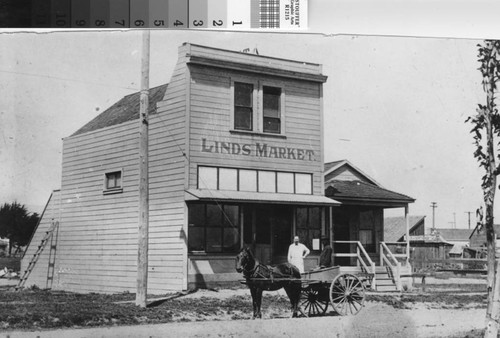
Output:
[{"xmin": 0, "ymin": 28, "xmax": 494, "ymax": 337}]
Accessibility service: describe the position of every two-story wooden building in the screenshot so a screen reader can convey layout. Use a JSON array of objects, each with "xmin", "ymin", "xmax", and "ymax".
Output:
[{"xmin": 22, "ymin": 43, "xmax": 339, "ymax": 293}]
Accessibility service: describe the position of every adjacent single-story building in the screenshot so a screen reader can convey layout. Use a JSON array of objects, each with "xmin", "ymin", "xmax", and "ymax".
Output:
[{"xmin": 323, "ymin": 160, "xmax": 415, "ymax": 268}]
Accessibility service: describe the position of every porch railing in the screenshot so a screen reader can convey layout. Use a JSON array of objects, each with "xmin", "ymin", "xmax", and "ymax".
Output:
[
  {"xmin": 383, "ymin": 241, "xmax": 410, "ymax": 264},
  {"xmin": 380, "ymin": 242, "xmax": 402, "ymax": 290},
  {"xmin": 332, "ymin": 241, "xmax": 376, "ymax": 288}
]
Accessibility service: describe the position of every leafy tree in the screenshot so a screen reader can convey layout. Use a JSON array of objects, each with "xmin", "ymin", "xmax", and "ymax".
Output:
[
  {"xmin": 0, "ymin": 202, "xmax": 39, "ymax": 256},
  {"xmin": 467, "ymin": 40, "xmax": 500, "ymax": 337}
]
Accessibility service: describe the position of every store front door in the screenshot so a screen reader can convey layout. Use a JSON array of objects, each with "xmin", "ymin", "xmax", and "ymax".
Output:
[{"xmin": 253, "ymin": 205, "xmax": 293, "ymax": 265}]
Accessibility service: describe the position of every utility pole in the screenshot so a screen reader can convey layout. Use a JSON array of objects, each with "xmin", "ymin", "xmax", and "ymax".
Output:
[
  {"xmin": 453, "ymin": 212, "xmax": 456, "ymax": 229},
  {"xmin": 465, "ymin": 211, "xmax": 472, "ymax": 229},
  {"xmin": 136, "ymin": 29, "xmax": 150, "ymax": 308},
  {"xmin": 430, "ymin": 202, "xmax": 437, "ymax": 232}
]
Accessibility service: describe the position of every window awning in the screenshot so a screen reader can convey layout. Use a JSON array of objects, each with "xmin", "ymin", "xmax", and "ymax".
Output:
[{"xmin": 185, "ymin": 189, "xmax": 340, "ymax": 206}]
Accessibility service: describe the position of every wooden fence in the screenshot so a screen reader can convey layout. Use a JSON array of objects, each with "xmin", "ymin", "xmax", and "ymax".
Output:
[{"xmin": 411, "ymin": 258, "xmax": 487, "ymax": 273}]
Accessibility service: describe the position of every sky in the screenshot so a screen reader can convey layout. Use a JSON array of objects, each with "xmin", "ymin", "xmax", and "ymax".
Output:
[{"xmin": 0, "ymin": 29, "xmax": 492, "ymax": 230}]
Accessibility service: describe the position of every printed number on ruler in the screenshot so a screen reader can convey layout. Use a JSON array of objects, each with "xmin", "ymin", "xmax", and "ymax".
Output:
[{"xmin": 55, "ymin": 14, "xmax": 69, "ymax": 27}]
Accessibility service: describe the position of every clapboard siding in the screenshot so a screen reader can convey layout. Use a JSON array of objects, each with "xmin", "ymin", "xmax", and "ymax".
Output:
[
  {"xmin": 47, "ymin": 45, "xmax": 190, "ymax": 293},
  {"xmin": 21, "ymin": 190, "xmax": 61, "ymax": 289},
  {"xmin": 186, "ymin": 62, "xmax": 324, "ymax": 196},
  {"xmin": 55, "ymin": 115, "xmax": 140, "ymax": 293},
  {"xmin": 143, "ymin": 45, "xmax": 189, "ymax": 292}
]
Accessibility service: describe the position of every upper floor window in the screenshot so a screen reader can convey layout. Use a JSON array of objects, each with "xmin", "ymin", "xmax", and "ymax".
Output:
[
  {"xmin": 234, "ymin": 82, "xmax": 253, "ymax": 131},
  {"xmin": 263, "ymin": 86, "xmax": 281, "ymax": 134},
  {"xmin": 232, "ymin": 79, "xmax": 284, "ymax": 135}
]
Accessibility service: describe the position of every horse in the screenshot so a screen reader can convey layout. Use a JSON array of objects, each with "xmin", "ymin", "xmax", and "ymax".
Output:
[{"xmin": 235, "ymin": 246, "xmax": 302, "ymax": 319}]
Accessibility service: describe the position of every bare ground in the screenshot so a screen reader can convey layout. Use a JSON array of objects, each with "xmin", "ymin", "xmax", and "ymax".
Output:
[{"xmin": 0, "ymin": 277, "xmax": 489, "ymax": 337}]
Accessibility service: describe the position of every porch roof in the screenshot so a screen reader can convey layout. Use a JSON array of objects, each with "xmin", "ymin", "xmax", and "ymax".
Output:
[
  {"xmin": 185, "ymin": 189, "xmax": 340, "ymax": 206},
  {"xmin": 324, "ymin": 180, "xmax": 415, "ymax": 207}
]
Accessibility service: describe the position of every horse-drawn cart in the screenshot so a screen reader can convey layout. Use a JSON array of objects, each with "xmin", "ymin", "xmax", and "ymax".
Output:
[
  {"xmin": 300, "ymin": 266, "xmax": 366, "ymax": 317},
  {"xmin": 236, "ymin": 247, "xmax": 368, "ymax": 318}
]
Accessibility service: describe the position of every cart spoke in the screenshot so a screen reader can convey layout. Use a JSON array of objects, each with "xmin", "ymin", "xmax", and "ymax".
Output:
[
  {"xmin": 331, "ymin": 294, "xmax": 345, "ymax": 302},
  {"xmin": 348, "ymin": 300, "xmax": 356, "ymax": 315}
]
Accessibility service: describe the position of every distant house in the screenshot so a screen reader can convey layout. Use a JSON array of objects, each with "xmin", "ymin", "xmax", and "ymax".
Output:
[
  {"xmin": 434, "ymin": 228, "xmax": 473, "ymax": 258},
  {"xmin": 382, "ymin": 216, "xmax": 452, "ymax": 266},
  {"xmin": 435, "ymin": 229, "xmax": 472, "ymax": 247},
  {"xmin": 384, "ymin": 216, "xmax": 426, "ymax": 242},
  {"xmin": 469, "ymin": 223, "xmax": 500, "ymax": 255}
]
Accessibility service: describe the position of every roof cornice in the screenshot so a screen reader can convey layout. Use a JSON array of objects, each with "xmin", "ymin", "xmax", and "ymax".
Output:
[{"xmin": 186, "ymin": 55, "xmax": 328, "ymax": 83}]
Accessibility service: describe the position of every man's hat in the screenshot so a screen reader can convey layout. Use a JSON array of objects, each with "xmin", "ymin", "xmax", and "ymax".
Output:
[{"xmin": 293, "ymin": 236, "xmax": 299, "ymax": 241}]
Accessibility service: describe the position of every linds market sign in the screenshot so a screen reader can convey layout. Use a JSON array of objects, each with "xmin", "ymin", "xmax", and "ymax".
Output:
[{"xmin": 201, "ymin": 138, "xmax": 316, "ymax": 161}]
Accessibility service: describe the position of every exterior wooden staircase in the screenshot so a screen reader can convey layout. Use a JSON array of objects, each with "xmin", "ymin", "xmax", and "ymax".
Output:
[{"xmin": 373, "ymin": 266, "xmax": 399, "ymax": 292}]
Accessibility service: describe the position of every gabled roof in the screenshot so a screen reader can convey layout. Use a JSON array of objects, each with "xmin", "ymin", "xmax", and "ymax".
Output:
[
  {"xmin": 407, "ymin": 235, "xmax": 452, "ymax": 245},
  {"xmin": 71, "ymin": 84, "xmax": 168, "ymax": 136},
  {"xmin": 384, "ymin": 216, "xmax": 426, "ymax": 242},
  {"xmin": 325, "ymin": 180, "xmax": 415, "ymax": 207},
  {"xmin": 469, "ymin": 223, "xmax": 500, "ymax": 239},
  {"xmin": 324, "ymin": 160, "xmax": 381, "ymax": 187},
  {"xmin": 435, "ymin": 228, "xmax": 473, "ymax": 241}
]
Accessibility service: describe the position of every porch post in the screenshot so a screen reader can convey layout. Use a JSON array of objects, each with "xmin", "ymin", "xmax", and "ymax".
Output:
[
  {"xmin": 329, "ymin": 206, "xmax": 334, "ymax": 264},
  {"xmin": 405, "ymin": 205, "xmax": 410, "ymax": 263}
]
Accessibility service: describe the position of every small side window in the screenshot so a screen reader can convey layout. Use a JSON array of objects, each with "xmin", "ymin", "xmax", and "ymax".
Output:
[{"xmin": 104, "ymin": 170, "xmax": 123, "ymax": 194}]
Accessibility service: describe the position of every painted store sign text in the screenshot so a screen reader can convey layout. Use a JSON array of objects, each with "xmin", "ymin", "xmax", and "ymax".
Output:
[{"xmin": 201, "ymin": 138, "xmax": 315, "ymax": 161}]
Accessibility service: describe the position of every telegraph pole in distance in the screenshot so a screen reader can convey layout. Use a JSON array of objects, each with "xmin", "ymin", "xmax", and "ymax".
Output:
[
  {"xmin": 430, "ymin": 202, "xmax": 437, "ymax": 232},
  {"xmin": 465, "ymin": 211, "xmax": 472, "ymax": 229},
  {"xmin": 136, "ymin": 29, "xmax": 150, "ymax": 308}
]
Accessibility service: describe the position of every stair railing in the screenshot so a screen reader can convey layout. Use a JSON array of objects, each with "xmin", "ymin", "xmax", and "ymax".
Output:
[
  {"xmin": 333, "ymin": 240, "xmax": 376, "ymax": 289},
  {"xmin": 380, "ymin": 242, "xmax": 401, "ymax": 291}
]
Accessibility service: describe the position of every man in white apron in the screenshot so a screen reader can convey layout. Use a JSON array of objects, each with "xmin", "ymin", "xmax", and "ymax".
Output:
[{"xmin": 287, "ymin": 236, "xmax": 310, "ymax": 273}]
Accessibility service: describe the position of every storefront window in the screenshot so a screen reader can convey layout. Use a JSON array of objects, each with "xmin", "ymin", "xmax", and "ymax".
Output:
[
  {"xmin": 219, "ymin": 168, "xmax": 238, "ymax": 191},
  {"xmin": 295, "ymin": 173, "xmax": 312, "ymax": 194},
  {"xmin": 198, "ymin": 167, "xmax": 217, "ymax": 190},
  {"xmin": 277, "ymin": 172, "xmax": 294, "ymax": 193},
  {"xmin": 239, "ymin": 169, "xmax": 257, "ymax": 192},
  {"xmin": 295, "ymin": 207, "xmax": 322, "ymax": 251},
  {"xmin": 258, "ymin": 171, "xmax": 276, "ymax": 193},
  {"xmin": 197, "ymin": 166, "xmax": 313, "ymax": 195},
  {"xmin": 188, "ymin": 203, "xmax": 240, "ymax": 253}
]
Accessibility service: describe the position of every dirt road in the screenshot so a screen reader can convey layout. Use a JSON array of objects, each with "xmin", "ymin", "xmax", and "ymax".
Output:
[{"xmin": 4, "ymin": 302, "xmax": 484, "ymax": 338}]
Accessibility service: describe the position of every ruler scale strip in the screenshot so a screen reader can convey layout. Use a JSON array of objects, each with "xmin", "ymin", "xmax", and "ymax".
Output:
[{"xmin": 16, "ymin": 0, "xmax": 308, "ymax": 28}]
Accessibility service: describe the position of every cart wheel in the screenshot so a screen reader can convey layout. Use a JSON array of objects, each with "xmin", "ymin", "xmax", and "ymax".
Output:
[
  {"xmin": 330, "ymin": 274, "xmax": 365, "ymax": 316},
  {"xmin": 300, "ymin": 285, "xmax": 329, "ymax": 316}
]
